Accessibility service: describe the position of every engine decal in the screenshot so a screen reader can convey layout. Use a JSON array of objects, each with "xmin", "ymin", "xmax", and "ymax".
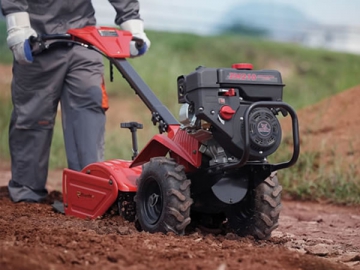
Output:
[
  {"xmin": 98, "ymin": 29, "xmax": 118, "ymax": 37},
  {"xmin": 257, "ymin": 121, "xmax": 271, "ymax": 137},
  {"xmin": 226, "ymin": 72, "xmax": 278, "ymax": 82}
]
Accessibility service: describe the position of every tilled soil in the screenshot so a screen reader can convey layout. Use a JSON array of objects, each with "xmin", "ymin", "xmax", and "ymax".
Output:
[{"xmin": 0, "ymin": 185, "xmax": 359, "ymax": 270}]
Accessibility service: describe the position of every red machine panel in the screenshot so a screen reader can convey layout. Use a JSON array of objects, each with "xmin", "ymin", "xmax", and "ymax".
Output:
[
  {"xmin": 131, "ymin": 129, "xmax": 201, "ymax": 171},
  {"xmin": 62, "ymin": 169, "xmax": 119, "ymax": 219},
  {"xmin": 82, "ymin": 159, "xmax": 140, "ymax": 192},
  {"xmin": 67, "ymin": 26, "xmax": 133, "ymax": 58},
  {"xmin": 63, "ymin": 159, "xmax": 141, "ymax": 219}
]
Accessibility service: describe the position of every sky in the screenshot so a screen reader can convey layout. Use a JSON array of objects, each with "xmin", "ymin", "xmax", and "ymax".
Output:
[
  {"xmin": 254, "ymin": 0, "xmax": 360, "ymax": 26},
  {"xmin": 93, "ymin": 0, "xmax": 360, "ymax": 35}
]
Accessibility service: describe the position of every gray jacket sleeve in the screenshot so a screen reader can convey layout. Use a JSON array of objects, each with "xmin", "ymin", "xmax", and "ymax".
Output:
[
  {"xmin": 0, "ymin": 0, "xmax": 28, "ymax": 15},
  {"xmin": 108, "ymin": 0, "xmax": 141, "ymax": 25}
]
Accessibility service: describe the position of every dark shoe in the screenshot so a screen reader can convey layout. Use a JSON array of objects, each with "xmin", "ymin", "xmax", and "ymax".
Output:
[{"xmin": 8, "ymin": 180, "xmax": 48, "ymax": 203}]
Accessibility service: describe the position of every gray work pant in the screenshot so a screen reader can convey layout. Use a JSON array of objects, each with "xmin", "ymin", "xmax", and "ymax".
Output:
[{"xmin": 8, "ymin": 44, "xmax": 107, "ymax": 202}]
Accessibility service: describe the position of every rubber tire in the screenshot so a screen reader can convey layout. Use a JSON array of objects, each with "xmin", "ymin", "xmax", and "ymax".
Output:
[
  {"xmin": 135, "ymin": 157, "xmax": 193, "ymax": 235},
  {"xmin": 226, "ymin": 171, "xmax": 282, "ymax": 240}
]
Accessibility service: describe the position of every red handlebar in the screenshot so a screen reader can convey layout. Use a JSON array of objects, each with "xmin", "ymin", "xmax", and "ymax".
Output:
[{"xmin": 29, "ymin": 26, "xmax": 144, "ymax": 59}]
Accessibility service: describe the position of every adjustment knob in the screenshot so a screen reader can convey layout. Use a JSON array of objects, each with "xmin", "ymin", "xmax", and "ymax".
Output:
[{"xmin": 219, "ymin": 106, "xmax": 235, "ymax": 120}]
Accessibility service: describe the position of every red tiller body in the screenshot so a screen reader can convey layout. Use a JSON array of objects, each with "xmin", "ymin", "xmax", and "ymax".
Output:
[
  {"xmin": 32, "ymin": 26, "xmax": 299, "ymax": 231},
  {"xmin": 56, "ymin": 26, "xmax": 202, "ymax": 219}
]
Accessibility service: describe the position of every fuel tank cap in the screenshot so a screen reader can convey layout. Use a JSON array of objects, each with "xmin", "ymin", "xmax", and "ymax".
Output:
[{"xmin": 232, "ymin": 63, "xmax": 253, "ymax": 70}]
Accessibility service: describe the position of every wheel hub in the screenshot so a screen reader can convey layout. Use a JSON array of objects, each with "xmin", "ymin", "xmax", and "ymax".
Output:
[{"xmin": 148, "ymin": 193, "xmax": 159, "ymax": 207}]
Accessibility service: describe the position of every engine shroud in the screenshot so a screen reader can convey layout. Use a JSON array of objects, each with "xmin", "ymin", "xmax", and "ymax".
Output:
[{"xmin": 177, "ymin": 66, "xmax": 284, "ymax": 160}]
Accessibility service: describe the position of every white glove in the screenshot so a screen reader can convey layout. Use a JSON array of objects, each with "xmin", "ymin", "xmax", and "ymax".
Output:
[
  {"xmin": 6, "ymin": 12, "xmax": 37, "ymax": 64},
  {"xmin": 120, "ymin": 19, "xmax": 151, "ymax": 57}
]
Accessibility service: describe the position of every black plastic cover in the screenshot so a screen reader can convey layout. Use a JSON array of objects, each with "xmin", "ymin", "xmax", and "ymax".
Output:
[{"xmin": 177, "ymin": 66, "xmax": 284, "ymax": 104}]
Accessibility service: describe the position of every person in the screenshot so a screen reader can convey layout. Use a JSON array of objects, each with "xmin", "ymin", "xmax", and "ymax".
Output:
[{"xmin": 0, "ymin": 0, "xmax": 151, "ymax": 203}]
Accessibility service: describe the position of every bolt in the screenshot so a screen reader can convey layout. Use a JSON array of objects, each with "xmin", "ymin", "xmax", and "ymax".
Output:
[
  {"xmin": 192, "ymin": 150, "xmax": 197, "ymax": 154},
  {"xmin": 199, "ymin": 107, "xmax": 204, "ymax": 112},
  {"xmin": 240, "ymin": 117, "xmax": 244, "ymax": 121},
  {"xmin": 229, "ymin": 198, "xmax": 233, "ymax": 204},
  {"xmin": 210, "ymin": 110, "xmax": 215, "ymax": 115},
  {"xmin": 86, "ymin": 170, "xmax": 91, "ymax": 174},
  {"xmin": 109, "ymin": 180, "xmax": 113, "ymax": 185},
  {"xmin": 64, "ymin": 203, "xmax": 68, "ymax": 208},
  {"xmin": 259, "ymin": 151, "xmax": 263, "ymax": 154}
]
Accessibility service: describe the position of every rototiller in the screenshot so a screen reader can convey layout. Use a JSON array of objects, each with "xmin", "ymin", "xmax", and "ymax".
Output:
[{"xmin": 31, "ymin": 26, "xmax": 299, "ymax": 239}]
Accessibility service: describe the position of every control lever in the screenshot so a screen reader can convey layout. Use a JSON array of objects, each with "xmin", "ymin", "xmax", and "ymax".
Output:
[{"xmin": 121, "ymin": 122, "xmax": 143, "ymax": 160}]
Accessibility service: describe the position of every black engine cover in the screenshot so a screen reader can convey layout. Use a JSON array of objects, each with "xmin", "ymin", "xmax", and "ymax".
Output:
[
  {"xmin": 211, "ymin": 106, "xmax": 281, "ymax": 160},
  {"xmin": 178, "ymin": 66, "xmax": 284, "ymax": 160},
  {"xmin": 248, "ymin": 108, "xmax": 282, "ymax": 156}
]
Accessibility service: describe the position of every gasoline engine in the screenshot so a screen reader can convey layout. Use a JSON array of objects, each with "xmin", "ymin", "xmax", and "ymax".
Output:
[{"xmin": 178, "ymin": 64, "xmax": 285, "ymax": 167}]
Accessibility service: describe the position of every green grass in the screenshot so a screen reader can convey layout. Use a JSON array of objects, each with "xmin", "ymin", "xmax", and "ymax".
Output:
[
  {"xmin": 286, "ymin": 159, "xmax": 360, "ymax": 205},
  {"xmin": 0, "ymin": 21, "xmax": 13, "ymax": 64},
  {"xmin": 270, "ymin": 140, "xmax": 360, "ymax": 205},
  {"xmin": 0, "ymin": 95, "xmax": 11, "ymax": 160},
  {"xmin": 106, "ymin": 31, "xmax": 360, "ymax": 111},
  {"xmin": 1, "ymin": 27, "xmax": 360, "ymax": 204}
]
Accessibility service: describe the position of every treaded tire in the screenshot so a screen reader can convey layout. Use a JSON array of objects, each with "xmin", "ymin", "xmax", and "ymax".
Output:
[
  {"xmin": 135, "ymin": 157, "xmax": 193, "ymax": 235},
  {"xmin": 226, "ymin": 171, "xmax": 282, "ymax": 240}
]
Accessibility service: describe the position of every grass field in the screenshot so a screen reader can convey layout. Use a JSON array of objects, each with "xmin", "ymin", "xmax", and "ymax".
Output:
[
  {"xmin": 110, "ymin": 31, "xmax": 360, "ymax": 110},
  {"xmin": 1, "ymin": 22, "xmax": 360, "ymax": 204}
]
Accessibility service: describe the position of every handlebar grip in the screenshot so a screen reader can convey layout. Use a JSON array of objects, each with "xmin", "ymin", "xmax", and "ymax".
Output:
[
  {"xmin": 30, "ymin": 33, "xmax": 72, "ymax": 43},
  {"xmin": 29, "ymin": 34, "xmax": 73, "ymax": 55},
  {"xmin": 29, "ymin": 35, "xmax": 39, "ymax": 44},
  {"xmin": 132, "ymin": 37, "xmax": 144, "ymax": 49}
]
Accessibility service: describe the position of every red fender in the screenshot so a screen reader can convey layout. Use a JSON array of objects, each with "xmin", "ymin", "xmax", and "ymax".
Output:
[
  {"xmin": 131, "ymin": 127, "xmax": 202, "ymax": 172},
  {"xmin": 81, "ymin": 159, "xmax": 140, "ymax": 192},
  {"xmin": 63, "ymin": 159, "xmax": 141, "ymax": 219}
]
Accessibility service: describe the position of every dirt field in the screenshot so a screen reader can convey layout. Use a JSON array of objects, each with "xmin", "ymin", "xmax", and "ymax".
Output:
[
  {"xmin": 0, "ymin": 185, "xmax": 359, "ymax": 270},
  {"xmin": 1, "ymin": 63, "xmax": 360, "ymax": 269},
  {"xmin": 281, "ymin": 84, "xmax": 360, "ymax": 172}
]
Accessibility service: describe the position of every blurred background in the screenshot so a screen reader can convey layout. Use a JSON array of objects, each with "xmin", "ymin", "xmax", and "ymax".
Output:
[
  {"xmin": 2, "ymin": 1, "xmax": 357, "ymax": 56},
  {"xmin": 93, "ymin": 0, "xmax": 360, "ymax": 55}
]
